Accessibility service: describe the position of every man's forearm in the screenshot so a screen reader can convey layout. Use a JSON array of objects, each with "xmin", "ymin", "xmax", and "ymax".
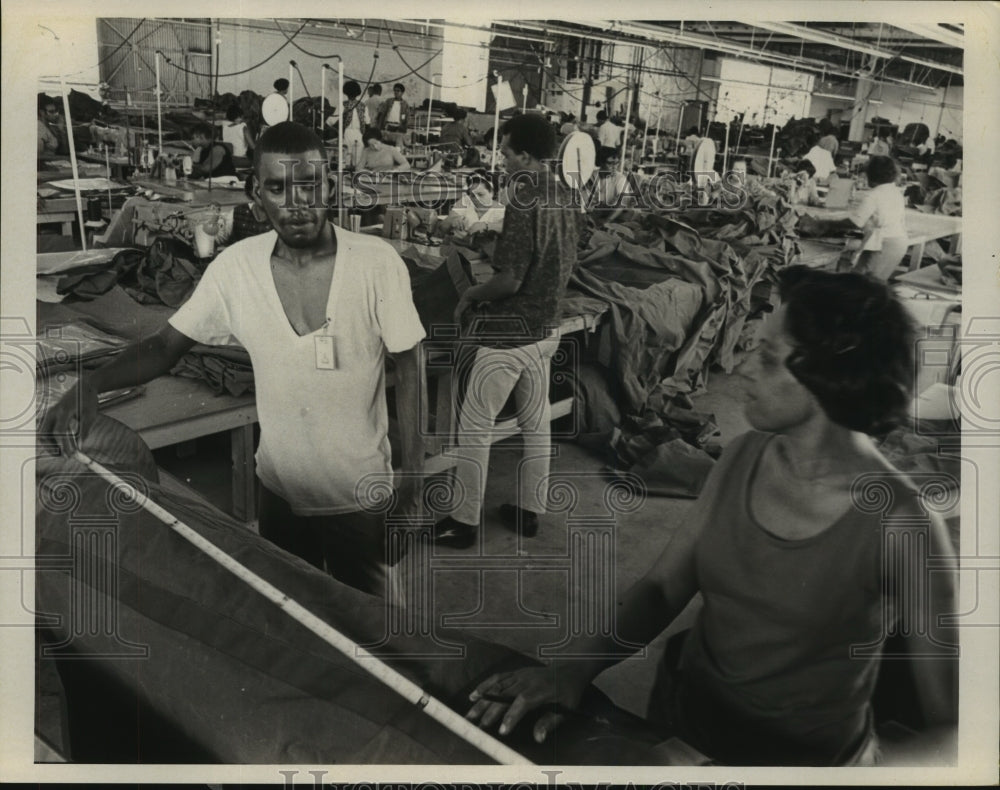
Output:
[{"xmin": 88, "ymin": 333, "xmax": 183, "ymax": 393}]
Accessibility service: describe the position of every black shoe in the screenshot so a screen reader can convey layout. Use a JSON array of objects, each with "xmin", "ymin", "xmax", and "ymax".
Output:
[
  {"xmin": 433, "ymin": 516, "xmax": 477, "ymax": 549},
  {"xmin": 498, "ymin": 504, "xmax": 539, "ymax": 538}
]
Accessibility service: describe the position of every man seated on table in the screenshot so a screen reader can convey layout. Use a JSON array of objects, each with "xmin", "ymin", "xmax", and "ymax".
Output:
[
  {"xmin": 356, "ymin": 128, "xmax": 411, "ymax": 173},
  {"xmin": 189, "ymin": 123, "xmax": 238, "ymax": 178},
  {"xmin": 37, "ymin": 96, "xmax": 65, "ymax": 157},
  {"xmin": 42, "ymin": 121, "xmax": 427, "ymax": 598}
]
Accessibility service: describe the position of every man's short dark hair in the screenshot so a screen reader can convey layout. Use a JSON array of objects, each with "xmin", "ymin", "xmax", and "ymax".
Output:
[
  {"xmin": 192, "ymin": 123, "xmax": 216, "ymax": 140},
  {"xmin": 344, "ymin": 80, "xmax": 362, "ymax": 99},
  {"xmin": 452, "ymin": 108, "xmax": 467, "ymax": 121},
  {"xmin": 253, "ymin": 122, "xmax": 326, "ymax": 172},
  {"xmin": 393, "ymin": 83, "xmax": 405, "ymax": 93},
  {"xmin": 38, "ymin": 94, "xmax": 56, "ymax": 115},
  {"xmin": 274, "ymin": 78, "xmax": 290, "ymax": 92},
  {"xmin": 362, "ymin": 127, "xmax": 383, "ymax": 144},
  {"xmin": 866, "ymin": 155, "xmax": 899, "ymax": 186},
  {"xmin": 777, "ymin": 265, "xmax": 916, "ymax": 435},
  {"xmin": 597, "ymin": 110, "xmax": 608, "ymax": 123},
  {"xmin": 368, "ymin": 84, "xmax": 382, "ymax": 96},
  {"xmin": 226, "ymin": 104, "xmax": 243, "ymax": 122},
  {"xmin": 501, "ymin": 113, "xmax": 556, "ymax": 161}
]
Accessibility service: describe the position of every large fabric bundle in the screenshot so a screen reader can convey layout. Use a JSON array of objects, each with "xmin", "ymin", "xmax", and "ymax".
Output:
[{"xmin": 36, "ymin": 417, "xmax": 669, "ymax": 764}]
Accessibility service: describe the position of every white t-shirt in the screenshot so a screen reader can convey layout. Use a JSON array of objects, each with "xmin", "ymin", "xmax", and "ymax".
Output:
[
  {"xmin": 169, "ymin": 228, "xmax": 426, "ymax": 515},
  {"xmin": 849, "ymin": 182, "xmax": 907, "ymax": 251},
  {"xmin": 803, "ymin": 145, "xmax": 836, "ymax": 181},
  {"xmin": 598, "ymin": 121, "xmax": 622, "ymax": 148},
  {"xmin": 386, "ymin": 100, "xmax": 402, "ymax": 125},
  {"xmin": 596, "ymin": 172, "xmax": 629, "ymax": 206},
  {"xmin": 221, "ymin": 121, "xmax": 248, "ymax": 158}
]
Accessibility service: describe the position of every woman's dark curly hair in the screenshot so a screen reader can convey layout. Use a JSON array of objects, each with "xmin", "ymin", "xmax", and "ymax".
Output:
[
  {"xmin": 866, "ymin": 154, "xmax": 899, "ymax": 186},
  {"xmin": 777, "ymin": 265, "xmax": 916, "ymax": 435}
]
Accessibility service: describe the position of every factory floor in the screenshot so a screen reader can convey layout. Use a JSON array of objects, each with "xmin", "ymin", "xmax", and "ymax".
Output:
[{"xmin": 35, "ymin": 368, "xmax": 751, "ymax": 761}]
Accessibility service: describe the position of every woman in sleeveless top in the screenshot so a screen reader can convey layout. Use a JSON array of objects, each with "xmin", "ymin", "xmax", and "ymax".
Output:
[{"xmin": 465, "ymin": 266, "xmax": 958, "ymax": 766}]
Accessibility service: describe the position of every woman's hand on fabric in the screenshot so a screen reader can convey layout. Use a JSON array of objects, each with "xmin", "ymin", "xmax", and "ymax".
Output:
[{"xmin": 466, "ymin": 667, "xmax": 587, "ymax": 743}]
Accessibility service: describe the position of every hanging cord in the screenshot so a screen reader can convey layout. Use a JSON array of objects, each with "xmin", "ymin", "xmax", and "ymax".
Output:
[
  {"xmin": 159, "ymin": 20, "xmax": 308, "ymax": 79},
  {"xmin": 291, "ymin": 60, "xmax": 312, "ymax": 98},
  {"xmin": 272, "ymin": 18, "xmax": 342, "ymax": 59}
]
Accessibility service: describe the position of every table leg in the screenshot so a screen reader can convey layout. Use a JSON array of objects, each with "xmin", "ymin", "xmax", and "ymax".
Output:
[
  {"xmin": 908, "ymin": 241, "xmax": 926, "ymax": 272},
  {"xmin": 230, "ymin": 423, "xmax": 256, "ymax": 524}
]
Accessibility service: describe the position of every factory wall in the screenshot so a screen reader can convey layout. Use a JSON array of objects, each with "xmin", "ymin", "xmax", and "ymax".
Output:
[{"xmin": 214, "ymin": 19, "xmax": 443, "ymax": 110}]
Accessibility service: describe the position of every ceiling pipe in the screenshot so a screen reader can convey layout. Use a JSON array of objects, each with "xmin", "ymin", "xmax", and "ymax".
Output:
[
  {"xmin": 741, "ymin": 20, "xmax": 963, "ymax": 76},
  {"xmin": 890, "ymin": 21, "xmax": 964, "ymax": 49}
]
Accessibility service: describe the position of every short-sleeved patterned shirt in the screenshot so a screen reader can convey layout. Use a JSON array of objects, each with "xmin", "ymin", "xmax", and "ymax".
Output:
[{"xmin": 463, "ymin": 170, "xmax": 580, "ymax": 347}]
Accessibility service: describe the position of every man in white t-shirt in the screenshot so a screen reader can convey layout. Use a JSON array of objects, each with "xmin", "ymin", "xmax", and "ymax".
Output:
[
  {"xmin": 42, "ymin": 122, "xmax": 427, "ymax": 596},
  {"xmin": 596, "ymin": 110, "xmax": 622, "ymax": 160}
]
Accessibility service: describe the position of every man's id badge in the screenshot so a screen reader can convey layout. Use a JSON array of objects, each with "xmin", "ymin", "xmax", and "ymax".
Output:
[{"xmin": 314, "ymin": 335, "xmax": 337, "ymax": 370}]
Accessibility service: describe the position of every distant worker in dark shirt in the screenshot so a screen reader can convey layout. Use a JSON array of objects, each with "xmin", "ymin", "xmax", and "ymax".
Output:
[
  {"xmin": 438, "ymin": 107, "xmax": 473, "ymax": 149},
  {"xmin": 190, "ymin": 123, "xmax": 237, "ymax": 178},
  {"xmin": 434, "ymin": 113, "xmax": 581, "ymax": 548}
]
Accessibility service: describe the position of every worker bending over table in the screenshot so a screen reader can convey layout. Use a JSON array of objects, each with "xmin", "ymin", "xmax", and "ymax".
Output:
[
  {"xmin": 467, "ymin": 266, "xmax": 957, "ymax": 766},
  {"xmin": 805, "ymin": 155, "xmax": 907, "ymax": 280},
  {"xmin": 42, "ymin": 122, "xmax": 426, "ymax": 597},
  {"xmin": 356, "ymin": 127, "xmax": 411, "ymax": 173},
  {"xmin": 434, "ymin": 114, "xmax": 581, "ymax": 548}
]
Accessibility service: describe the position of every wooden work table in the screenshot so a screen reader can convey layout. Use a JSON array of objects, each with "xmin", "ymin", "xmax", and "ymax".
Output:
[{"xmin": 99, "ymin": 374, "xmax": 259, "ymax": 523}]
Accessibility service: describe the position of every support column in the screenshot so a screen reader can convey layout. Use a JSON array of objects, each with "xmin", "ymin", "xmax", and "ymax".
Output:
[{"xmin": 849, "ymin": 72, "xmax": 874, "ymax": 143}]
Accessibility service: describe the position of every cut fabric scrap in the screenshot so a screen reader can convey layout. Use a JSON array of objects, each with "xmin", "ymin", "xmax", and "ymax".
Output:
[{"xmin": 171, "ymin": 344, "xmax": 255, "ymax": 397}]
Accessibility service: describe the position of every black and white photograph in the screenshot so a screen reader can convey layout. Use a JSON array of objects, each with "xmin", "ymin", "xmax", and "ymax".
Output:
[{"xmin": 1, "ymin": 1, "xmax": 998, "ymax": 786}]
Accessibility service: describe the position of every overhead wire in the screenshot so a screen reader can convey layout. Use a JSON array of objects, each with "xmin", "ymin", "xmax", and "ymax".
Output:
[{"xmin": 159, "ymin": 20, "xmax": 309, "ymax": 79}]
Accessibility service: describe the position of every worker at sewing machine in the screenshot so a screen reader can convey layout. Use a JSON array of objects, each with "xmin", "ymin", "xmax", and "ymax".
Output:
[
  {"xmin": 785, "ymin": 160, "xmax": 822, "ymax": 206},
  {"xmin": 589, "ymin": 148, "xmax": 637, "ymax": 224},
  {"xmin": 356, "ymin": 127, "xmax": 410, "ymax": 173},
  {"xmin": 188, "ymin": 123, "xmax": 238, "ymax": 178},
  {"xmin": 438, "ymin": 107, "xmax": 474, "ymax": 150},
  {"xmin": 439, "ymin": 170, "xmax": 505, "ymax": 236}
]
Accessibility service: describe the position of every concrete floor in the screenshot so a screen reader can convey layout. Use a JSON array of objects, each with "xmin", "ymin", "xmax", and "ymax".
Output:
[{"xmin": 36, "ymin": 367, "xmax": 752, "ymax": 757}]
